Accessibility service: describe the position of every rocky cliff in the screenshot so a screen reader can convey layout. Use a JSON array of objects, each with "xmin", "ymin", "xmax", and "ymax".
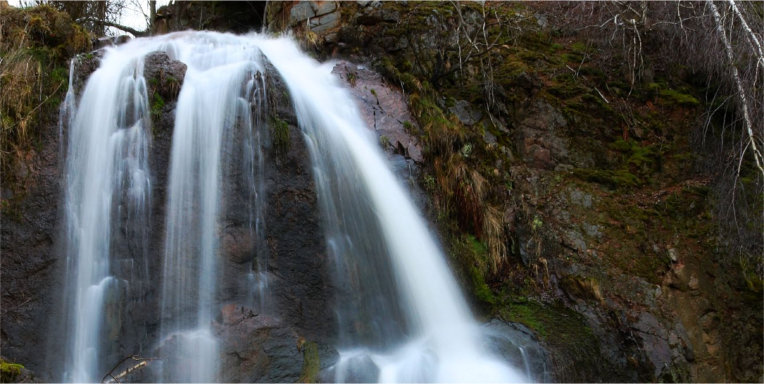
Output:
[
  {"xmin": 265, "ymin": 1, "xmax": 762, "ymax": 381},
  {"xmin": 1, "ymin": 1, "xmax": 761, "ymax": 383}
]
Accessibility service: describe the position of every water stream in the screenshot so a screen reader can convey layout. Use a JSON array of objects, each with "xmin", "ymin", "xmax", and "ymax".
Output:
[{"xmin": 60, "ymin": 31, "xmax": 526, "ymax": 382}]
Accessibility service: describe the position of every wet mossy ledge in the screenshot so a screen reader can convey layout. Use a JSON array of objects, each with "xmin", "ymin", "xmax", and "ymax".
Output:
[{"xmin": 0, "ymin": 358, "xmax": 28, "ymax": 383}]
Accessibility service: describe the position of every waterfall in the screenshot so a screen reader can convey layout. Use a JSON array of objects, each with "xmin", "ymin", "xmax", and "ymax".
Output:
[
  {"xmin": 61, "ymin": 41, "xmax": 156, "ymax": 382},
  {"xmin": 157, "ymin": 33, "xmax": 265, "ymax": 382},
  {"xmin": 259, "ymin": 37, "xmax": 524, "ymax": 382},
  {"xmin": 60, "ymin": 31, "xmax": 525, "ymax": 382}
]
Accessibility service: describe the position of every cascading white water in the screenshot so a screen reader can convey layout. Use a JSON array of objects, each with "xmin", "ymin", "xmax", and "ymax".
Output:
[
  {"xmin": 157, "ymin": 33, "xmax": 266, "ymax": 382},
  {"xmin": 258, "ymin": 38, "xmax": 526, "ymax": 382},
  {"xmin": 62, "ymin": 30, "xmax": 526, "ymax": 383},
  {"xmin": 62, "ymin": 42, "xmax": 156, "ymax": 382}
]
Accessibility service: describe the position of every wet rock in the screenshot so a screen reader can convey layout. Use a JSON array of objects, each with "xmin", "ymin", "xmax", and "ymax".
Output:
[
  {"xmin": 321, "ymin": 354, "xmax": 379, "ymax": 382},
  {"xmin": 483, "ymin": 320, "xmax": 553, "ymax": 382},
  {"xmin": 153, "ymin": 2, "xmax": 266, "ymax": 34},
  {"xmin": 71, "ymin": 51, "xmax": 102, "ymax": 97},
  {"xmin": 332, "ymin": 61, "xmax": 423, "ymax": 162},
  {"xmin": 260, "ymin": 66, "xmax": 335, "ymax": 343},
  {"xmin": 311, "ymin": 1, "xmax": 337, "ymax": 16},
  {"xmin": 290, "ymin": 1, "xmax": 316, "ymax": 22},
  {"xmin": 214, "ymin": 304, "xmax": 303, "ymax": 382},
  {"xmin": 222, "ymin": 227, "xmax": 255, "ymax": 264},
  {"xmin": 311, "ymin": 11, "xmax": 340, "ymax": 33},
  {"xmin": 143, "ymin": 51, "xmax": 187, "ymax": 102},
  {"xmin": 632, "ymin": 312, "xmax": 673, "ymax": 379}
]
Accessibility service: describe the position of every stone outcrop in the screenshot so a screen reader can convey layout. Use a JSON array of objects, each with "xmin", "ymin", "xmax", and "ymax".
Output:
[{"xmin": 265, "ymin": 2, "xmax": 762, "ymax": 382}]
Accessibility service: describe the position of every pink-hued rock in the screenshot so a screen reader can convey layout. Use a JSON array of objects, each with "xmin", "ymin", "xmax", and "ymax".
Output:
[{"xmin": 332, "ymin": 61, "xmax": 423, "ymax": 162}]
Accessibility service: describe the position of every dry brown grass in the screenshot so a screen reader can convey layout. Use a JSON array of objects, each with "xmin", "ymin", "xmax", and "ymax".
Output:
[
  {"xmin": 482, "ymin": 204, "xmax": 506, "ymax": 273},
  {"xmin": 0, "ymin": 3, "xmax": 90, "ymax": 182}
]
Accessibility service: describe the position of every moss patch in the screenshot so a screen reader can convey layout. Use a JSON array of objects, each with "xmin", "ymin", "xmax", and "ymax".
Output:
[
  {"xmin": 269, "ymin": 115, "xmax": 290, "ymax": 155},
  {"xmin": 298, "ymin": 341, "xmax": 319, "ymax": 383},
  {"xmin": 0, "ymin": 359, "xmax": 24, "ymax": 383}
]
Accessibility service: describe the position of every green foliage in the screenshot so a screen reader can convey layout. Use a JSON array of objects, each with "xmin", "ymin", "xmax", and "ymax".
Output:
[
  {"xmin": 451, "ymin": 235, "xmax": 496, "ymax": 306},
  {"xmin": 269, "ymin": 115, "xmax": 290, "ymax": 154},
  {"xmin": 531, "ymin": 215, "xmax": 543, "ymax": 232},
  {"xmin": 298, "ymin": 341, "xmax": 320, "ymax": 383},
  {"xmin": 499, "ymin": 298, "xmax": 595, "ymax": 344},
  {"xmin": 423, "ymin": 174, "xmax": 436, "ymax": 192},
  {"xmin": 648, "ymin": 83, "xmax": 700, "ymax": 106},
  {"xmin": 573, "ymin": 139, "xmax": 663, "ymax": 189},
  {"xmin": 0, "ymin": 359, "xmax": 24, "ymax": 383},
  {"xmin": 346, "ymin": 70, "xmax": 357, "ymax": 87},
  {"xmin": 151, "ymin": 93, "xmax": 165, "ymax": 117}
]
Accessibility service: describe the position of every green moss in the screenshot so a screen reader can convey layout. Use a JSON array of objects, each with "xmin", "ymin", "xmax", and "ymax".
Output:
[
  {"xmin": 531, "ymin": 215, "xmax": 543, "ymax": 232},
  {"xmin": 470, "ymin": 264, "xmax": 496, "ymax": 305},
  {"xmin": 658, "ymin": 88, "xmax": 699, "ymax": 106},
  {"xmin": 346, "ymin": 71, "xmax": 357, "ymax": 87},
  {"xmin": 269, "ymin": 115, "xmax": 290, "ymax": 154},
  {"xmin": 647, "ymin": 83, "xmax": 699, "ymax": 106},
  {"xmin": 570, "ymin": 41, "xmax": 588, "ymax": 53},
  {"xmin": 572, "ymin": 168, "xmax": 641, "ymax": 189},
  {"xmin": 298, "ymin": 341, "xmax": 319, "ymax": 383},
  {"xmin": 450, "ymin": 235, "xmax": 496, "ymax": 306},
  {"xmin": 0, "ymin": 359, "xmax": 24, "ymax": 383},
  {"xmin": 151, "ymin": 93, "xmax": 165, "ymax": 117},
  {"xmin": 498, "ymin": 298, "xmax": 595, "ymax": 344}
]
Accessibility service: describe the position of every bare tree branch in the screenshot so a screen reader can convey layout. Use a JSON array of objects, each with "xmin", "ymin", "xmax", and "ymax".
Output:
[
  {"xmin": 707, "ymin": 0, "xmax": 764, "ymax": 179},
  {"xmin": 77, "ymin": 16, "xmax": 148, "ymax": 37}
]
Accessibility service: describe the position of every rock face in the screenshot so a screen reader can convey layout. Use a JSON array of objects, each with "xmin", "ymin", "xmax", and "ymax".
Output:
[
  {"xmin": 0, "ymin": 95, "xmax": 62, "ymax": 379},
  {"xmin": 4, "ymin": 3, "xmax": 762, "ymax": 383},
  {"xmin": 152, "ymin": 1, "xmax": 267, "ymax": 35},
  {"xmin": 265, "ymin": 2, "xmax": 762, "ymax": 382},
  {"xmin": 284, "ymin": 1, "xmax": 341, "ymax": 35},
  {"xmin": 332, "ymin": 61, "xmax": 423, "ymax": 163}
]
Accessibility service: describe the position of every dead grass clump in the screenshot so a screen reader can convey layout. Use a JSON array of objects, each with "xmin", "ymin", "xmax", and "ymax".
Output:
[{"xmin": 0, "ymin": 3, "xmax": 91, "ymax": 182}]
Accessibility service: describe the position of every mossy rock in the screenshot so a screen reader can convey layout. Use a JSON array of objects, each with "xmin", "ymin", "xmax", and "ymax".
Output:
[
  {"xmin": 298, "ymin": 341, "xmax": 320, "ymax": 383},
  {"xmin": 497, "ymin": 298, "xmax": 612, "ymax": 381},
  {"xmin": 0, "ymin": 359, "xmax": 25, "ymax": 383},
  {"xmin": 269, "ymin": 115, "xmax": 290, "ymax": 155}
]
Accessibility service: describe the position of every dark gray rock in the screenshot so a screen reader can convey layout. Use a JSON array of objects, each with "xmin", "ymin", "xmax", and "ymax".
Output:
[
  {"xmin": 214, "ymin": 304, "xmax": 302, "ymax": 382},
  {"xmin": 0, "ymin": 110, "xmax": 62, "ymax": 380},
  {"xmin": 290, "ymin": 1, "xmax": 316, "ymax": 23},
  {"xmin": 143, "ymin": 52, "xmax": 187, "ymax": 102},
  {"xmin": 311, "ymin": 1, "xmax": 337, "ymax": 16},
  {"xmin": 311, "ymin": 11, "xmax": 340, "ymax": 33},
  {"xmin": 516, "ymin": 99, "xmax": 571, "ymax": 170},
  {"xmin": 449, "ymin": 99, "xmax": 483, "ymax": 126}
]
